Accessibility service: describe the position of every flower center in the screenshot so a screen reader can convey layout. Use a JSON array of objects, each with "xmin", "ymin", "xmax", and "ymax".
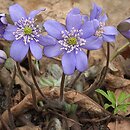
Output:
[
  {"xmin": 58, "ymin": 27, "xmax": 86, "ymax": 53},
  {"xmin": 68, "ymin": 37, "xmax": 77, "ymax": 45},
  {"xmin": 24, "ymin": 26, "xmax": 32, "ymax": 35},
  {"xmin": 13, "ymin": 17, "xmax": 41, "ymax": 44},
  {"xmin": 95, "ymin": 22, "xmax": 105, "ymax": 37}
]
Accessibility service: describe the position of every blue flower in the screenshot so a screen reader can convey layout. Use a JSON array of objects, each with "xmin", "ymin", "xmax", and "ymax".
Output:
[
  {"xmin": 84, "ymin": 19, "xmax": 118, "ymax": 50},
  {"xmin": 0, "ymin": 14, "xmax": 7, "ymax": 38},
  {"xmin": 3, "ymin": 4, "xmax": 46, "ymax": 62},
  {"xmin": 84, "ymin": 4, "xmax": 118, "ymax": 50},
  {"xmin": 43, "ymin": 8, "xmax": 96, "ymax": 75}
]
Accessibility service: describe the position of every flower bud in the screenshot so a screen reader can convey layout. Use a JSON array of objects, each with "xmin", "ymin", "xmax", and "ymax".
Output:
[
  {"xmin": 0, "ymin": 13, "xmax": 7, "ymax": 38},
  {"xmin": 0, "ymin": 50, "xmax": 7, "ymax": 64},
  {"xmin": 117, "ymin": 18, "xmax": 130, "ymax": 39}
]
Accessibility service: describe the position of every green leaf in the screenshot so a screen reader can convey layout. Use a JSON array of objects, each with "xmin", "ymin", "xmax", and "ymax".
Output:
[
  {"xmin": 118, "ymin": 92, "xmax": 126, "ymax": 103},
  {"xmin": 114, "ymin": 107, "xmax": 119, "ymax": 114},
  {"xmin": 96, "ymin": 89, "xmax": 109, "ymax": 100},
  {"xmin": 104, "ymin": 103, "xmax": 113, "ymax": 109},
  {"xmin": 117, "ymin": 105, "xmax": 128, "ymax": 113},
  {"xmin": 107, "ymin": 91, "xmax": 116, "ymax": 104},
  {"xmin": 96, "ymin": 89, "xmax": 116, "ymax": 105},
  {"xmin": 39, "ymin": 77, "xmax": 54, "ymax": 87}
]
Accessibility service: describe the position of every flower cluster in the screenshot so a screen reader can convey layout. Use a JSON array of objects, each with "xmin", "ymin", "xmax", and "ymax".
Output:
[
  {"xmin": 2, "ymin": 3, "xmax": 118, "ymax": 75},
  {"xmin": 43, "ymin": 3, "xmax": 118, "ymax": 74}
]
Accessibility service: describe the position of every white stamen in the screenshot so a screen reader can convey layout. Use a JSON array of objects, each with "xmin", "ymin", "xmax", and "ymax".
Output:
[
  {"xmin": 13, "ymin": 17, "xmax": 41, "ymax": 45},
  {"xmin": 58, "ymin": 27, "xmax": 86, "ymax": 53}
]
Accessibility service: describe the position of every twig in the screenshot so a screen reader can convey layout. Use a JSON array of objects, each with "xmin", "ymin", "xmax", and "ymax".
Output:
[
  {"xmin": 28, "ymin": 50, "xmax": 47, "ymax": 100},
  {"xmin": 80, "ymin": 115, "xmax": 111, "ymax": 123},
  {"xmin": 16, "ymin": 62, "xmax": 39, "ymax": 111},
  {"xmin": 60, "ymin": 73, "xmax": 65, "ymax": 102},
  {"xmin": 84, "ymin": 42, "xmax": 110, "ymax": 94}
]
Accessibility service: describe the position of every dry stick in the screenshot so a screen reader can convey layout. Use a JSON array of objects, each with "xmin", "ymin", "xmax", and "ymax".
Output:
[
  {"xmin": 80, "ymin": 115, "xmax": 111, "ymax": 123},
  {"xmin": 60, "ymin": 72, "xmax": 66, "ymax": 102},
  {"xmin": 70, "ymin": 50, "xmax": 90, "ymax": 88},
  {"xmin": 28, "ymin": 50, "xmax": 47, "ymax": 100},
  {"xmin": 84, "ymin": 43, "xmax": 110, "ymax": 94},
  {"xmin": 16, "ymin": 62, "xmax": 39, "ymax": 111},
  {"xmin": 7, "ymin": 66, "xmax": 16, "ymax": 130}
]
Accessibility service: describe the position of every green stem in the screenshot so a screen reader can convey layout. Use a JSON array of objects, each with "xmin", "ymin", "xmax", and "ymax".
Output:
[{"xmin": 110, "ymin": 42, "xmax": 130, "ymax": 62}]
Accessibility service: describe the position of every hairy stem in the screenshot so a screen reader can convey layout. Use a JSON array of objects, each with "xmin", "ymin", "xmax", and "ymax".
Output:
[
  {"xmin": 16, "ymin": 62, "xmax": 38, "ymax": 111},
  {"xmin": 60, "ymin": 73, "xmax": 65, "ymax": 102},
  {"xmin": 7, "ymin": 66, "xmax": 16, "ymax": 130},
  {"xmin": 84, "ymin": 43, "xmax": 110, "ymax": 94},
  {"xmin": 28, "ymin": 50, "xmax": 47, "ymax": 100}
]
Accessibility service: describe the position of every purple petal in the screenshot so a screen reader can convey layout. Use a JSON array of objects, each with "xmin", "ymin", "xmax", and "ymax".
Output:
[
  {"xmin": 92, "ymin": 19, "xmax": 100, "ymax": 30},
  {"xmin": 44, "ymin": 43, "xmax": 63, "ymax": 57},
  {"xmin": 103, "ymin": 35, "xmax": 116, "ymax": 42},
  {"xmin": 99, "ymin": 14, "xmax": 108, "ymax": 22},
  {"xmin": 80, "ymin": 21, "xmax": 95, "ymax": 38},
  {"xmin": 66, "ymin": 8, "xmax": 82, "ymax": 31},
  {"xmin": 75, "ymin": 50, "xmax": 88, "ymax": 72},
  {"xmin": 90, "ymin": 3, "xmax": 102, "ymax": 20},
  {"xmin": 4, "ymin": 24, "xmax": 17, "ymax": 41},
  {"xmin": 44, "ymin": 20, "xmax": 66, "ymax": 39},
  {"xmin": 10, "ymin": 39, "xmax": 29, "ymax": 62},
  {"xmin": 38, "ymin": 35, "xmax": 57, "ymax": 46},
  {"xmin": 68, "ymin": 8, "xmax": 80, "ymax": 15},
  {"xmin": 104, "ymin": 26, "xmax": 118, "ymax": 35},
  {"xmin": 62, "ymin": 51, "xmax": 76, "ymax": 75},
  {"xmin": 83, "ymin": 36, "xmax": 103, "ymax": 50},
  {"xmin": 82, "ymin": 15, "xmax": 89, "ymax": 24},
  {"xmin": 9, "ymin": 4, "xmax": 27, "ymax": 22},
  {"xmin": 30, "ymin": 41, "xmax": 42, "ymax": 60},
  {"xmin": 29, "ymin": 8, "xmax": 45, "ymax": 18}
]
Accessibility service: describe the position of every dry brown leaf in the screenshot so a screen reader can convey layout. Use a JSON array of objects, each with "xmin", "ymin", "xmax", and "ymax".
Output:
[
  {"xmin": 108, "ymin": 120, "xmax": 130, "ymax": 130},
  {"xmin": 14, "ymin": 125, "xmax": 41, "ymax": 130},
  {"xmin": 105, "ymin": 73, "xmax": 130, "ymax": 89},
  {"xmin": 0, "ymin": 87, "xmax": 109, "ymax": 129}
]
